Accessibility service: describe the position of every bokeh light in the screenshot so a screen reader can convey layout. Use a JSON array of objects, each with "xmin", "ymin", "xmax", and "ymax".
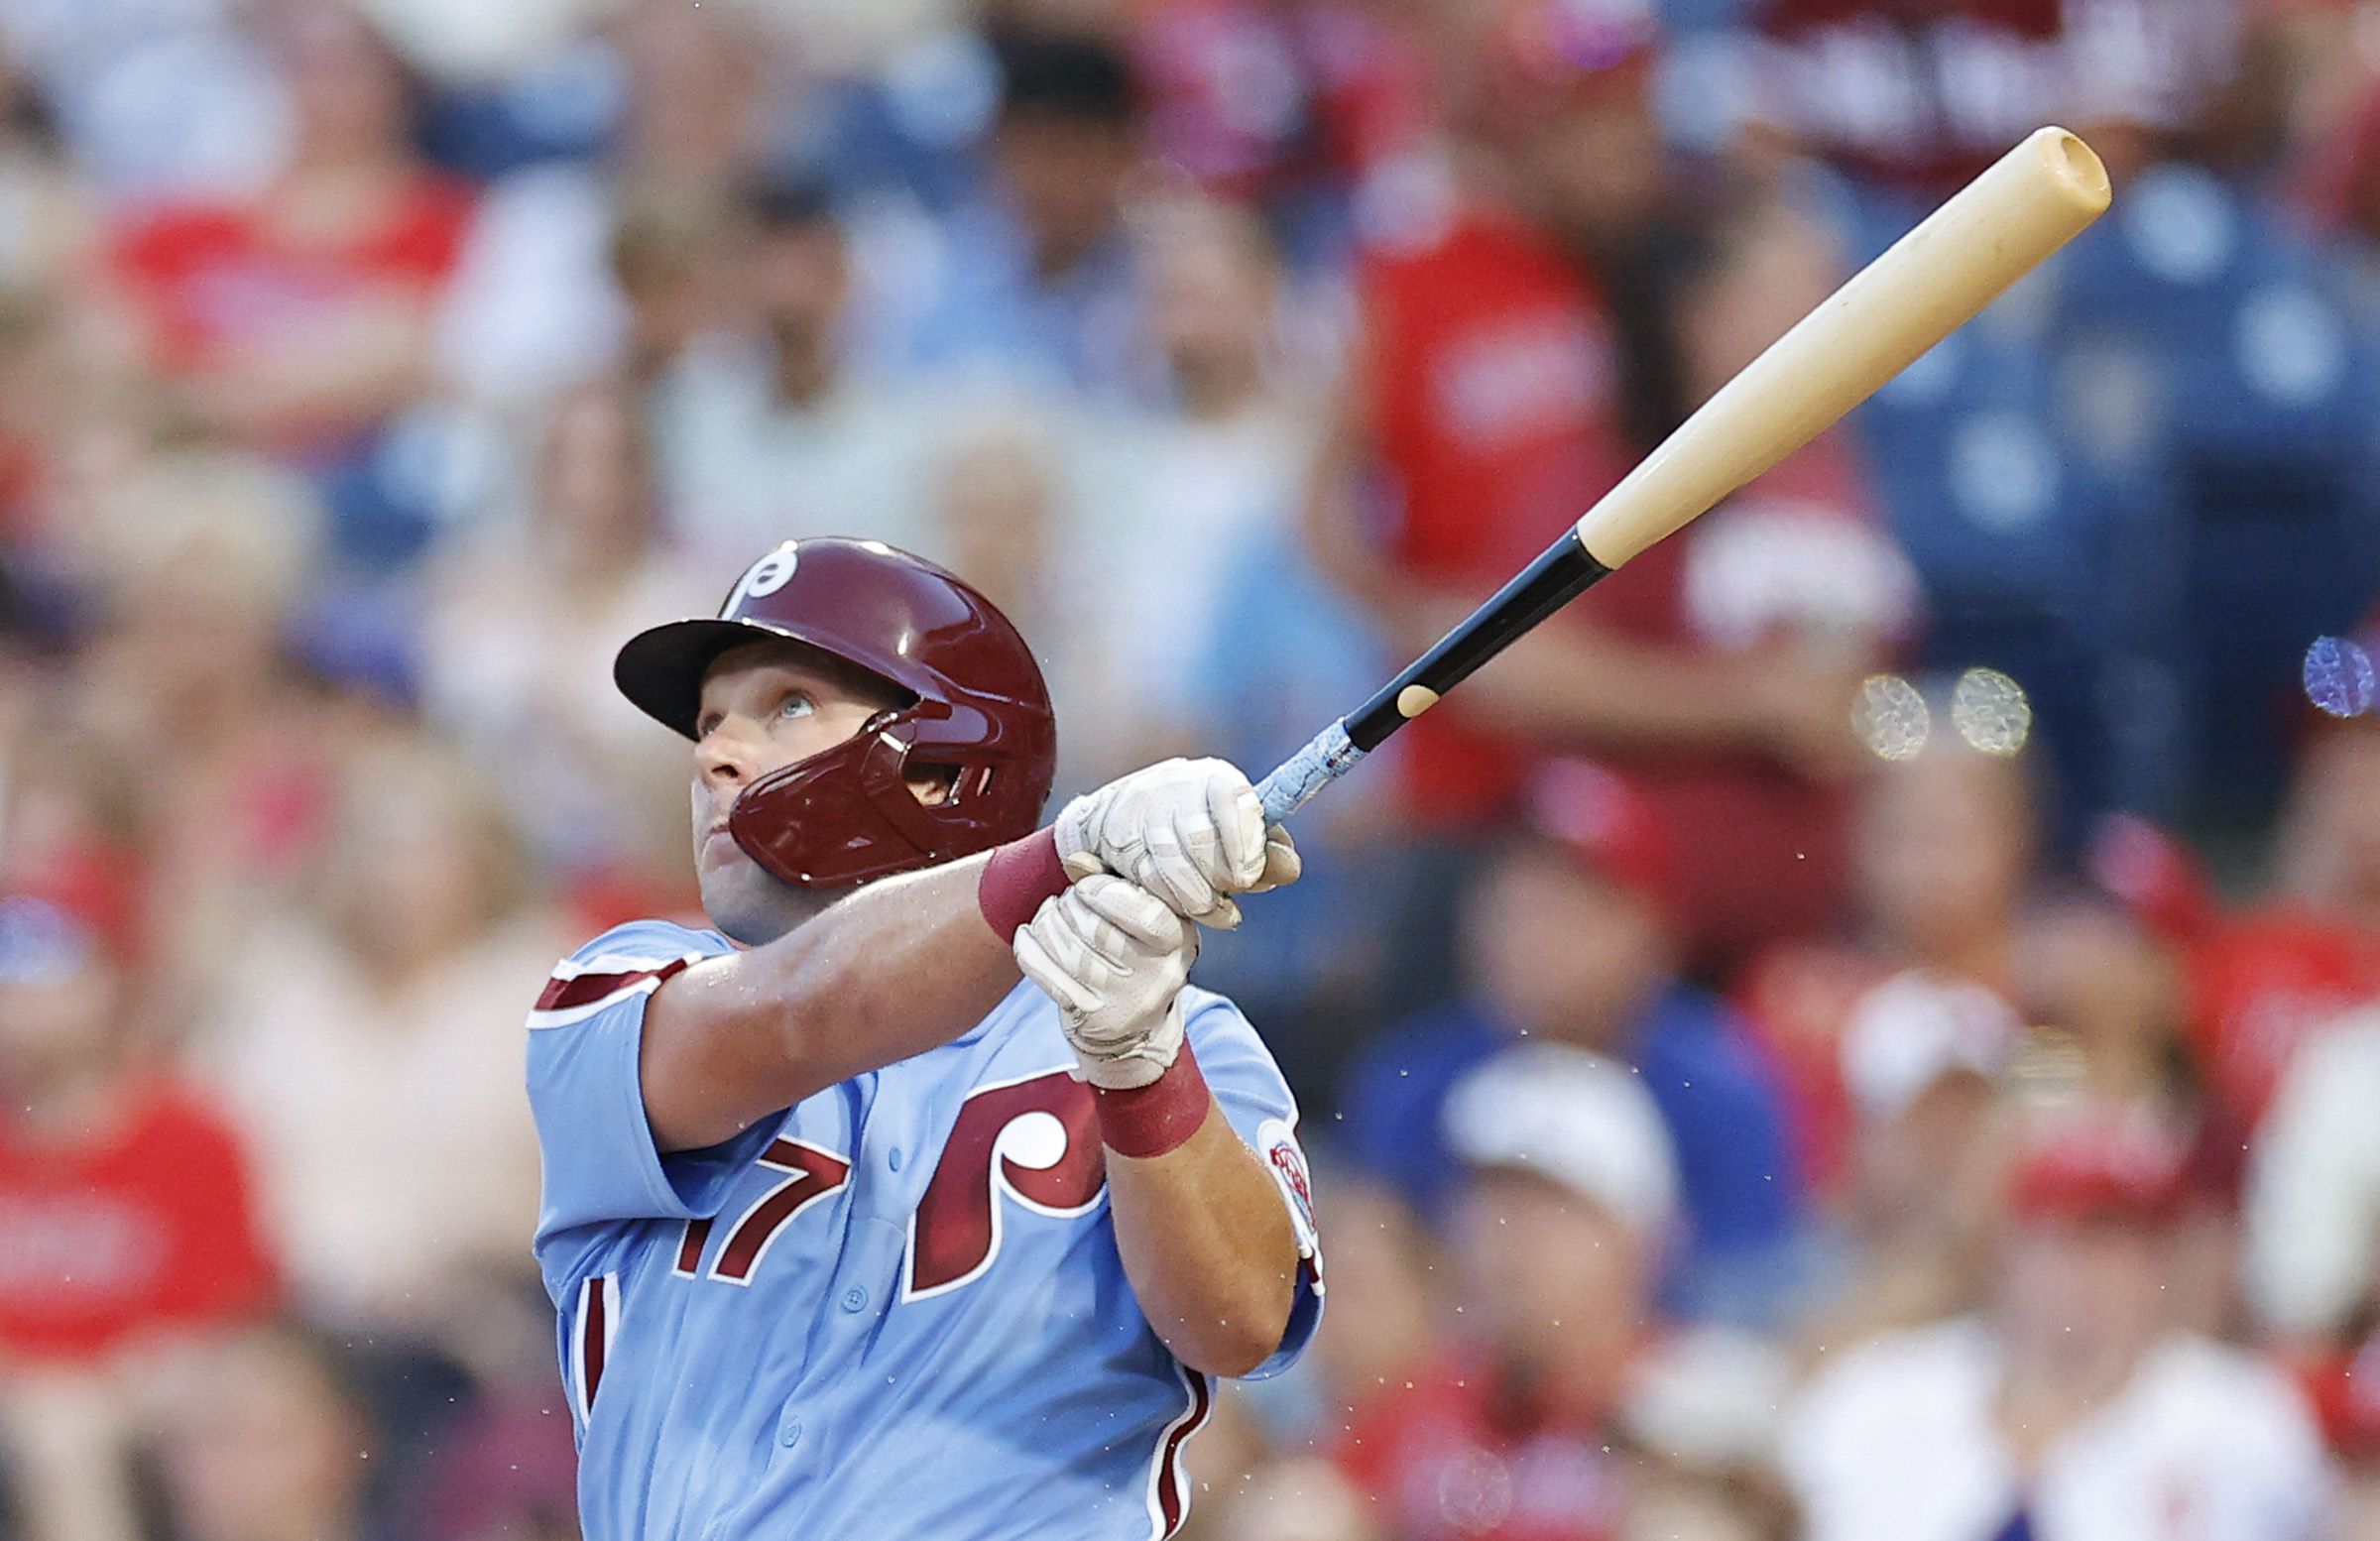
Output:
[
  {"xmin": 1951, "ymin": 667, "xmax": 2032, "ymax": 757},
  {"xmin": 2303, "ymin": 635, "xmax": 2376, "ymax": 718},
  {"xmin": 1852, "ymin": 674, "xmax": 1931, "ymax": 762}
]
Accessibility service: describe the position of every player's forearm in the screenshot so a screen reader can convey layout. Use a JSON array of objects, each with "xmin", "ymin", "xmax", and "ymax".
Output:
[
  {"xmin": 1106, "ymin": 1107, "xmax": 1298, "ymax": 1378},
  {"xmin": 646, "ymin": 855, "xmax": 1020, "ymax": 1149},
  {"xmin": 762, "ymin": 852, "xmax": 1018, "ymax": 1055}
]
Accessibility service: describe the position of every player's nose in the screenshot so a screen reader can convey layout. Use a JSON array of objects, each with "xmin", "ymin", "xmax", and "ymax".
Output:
[{"xmin": 695, "ymin": 714, "xmax": 763, "ymax": 789}]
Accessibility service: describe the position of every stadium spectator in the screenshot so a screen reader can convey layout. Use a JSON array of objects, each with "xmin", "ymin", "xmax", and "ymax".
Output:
[
  {"xmin": 601, "ymin": 185, "xmax": 738, "ymax": 392},
  {"xmin": 103, "ymin": 2, "xmax": 475, "ymax": 459},
  {"xmin": 2186, "ymin": 713, "xmax": 2380, "ymax": 1134},
  {"xmin": 59, "ymin": 447, "xmax": 336, "ymax": 997},
  {"xmin": 650, "ymin": 170, "xmax": 945, "ymax": 565},
  {"xmin": 431, "ymin": 0, "xmax": 786, "ymax": 410},
  {"xmin": 147, "ymin": 1321, "xmax": 389, "ymax": 1541},
  {"xmin": 1078, "ymin": 196, "xmax": 1323, "ymax": 761},
  {"xmin": 1806, "ymin": 969, "xmax": 2024, "ymax": 1351},
  {"xmin": 1736, "ymin": 735, "xmax": 2039, "ymax": 1197},
  {"xmin": 189, "ymin": 731, "xmax": 560, "ymax": 1344},
  {"xmin": 1337, "ymin": 1042, "xmax": 1787, "ymax": 1541},
  {"xmin": 1785, "ymin": 1107, "xmax": 2334, "ymax": 1541},
  {"xmin": 2014, "ymin": 869, "xmax": 2244, "ymax": 1339},
  {"xmin": 1306, "ymin": 0, "xmax": 1893, "ymax": 970},
  {"xmin": 0, "ymin": 854, "xmax": 276, "ymax": 1361},
  {"xmin": 421, "ymin": 377, "xmax": 713, "ymax": 898},
  {"xmin": 1339, "ymin": 761, "xmax": 1808, "ymax": 1325},
  {"xmin": 0, "ymin": 852, "xmax": 276, "ymax": 1541},
  {"xmin": 874, "ymin": 28, "xmax": 1152, "ymax": 401}
]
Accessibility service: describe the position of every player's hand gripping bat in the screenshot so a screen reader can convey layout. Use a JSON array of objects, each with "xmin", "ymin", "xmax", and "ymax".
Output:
[{"xmin": 1253, "ymin": 126, "xmax": 2112, "ymax": 825}]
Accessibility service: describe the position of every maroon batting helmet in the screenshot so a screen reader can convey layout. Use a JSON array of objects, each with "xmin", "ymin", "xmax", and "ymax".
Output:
[{"xmin": 614, "ymin": 537, "xmax": 1058, "ymax": 889}]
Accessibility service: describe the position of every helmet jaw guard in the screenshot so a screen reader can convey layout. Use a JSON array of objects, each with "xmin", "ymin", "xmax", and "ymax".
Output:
[{"xmin": 726, "ymin": 701, "xmax": 1042, "ymax": 889}]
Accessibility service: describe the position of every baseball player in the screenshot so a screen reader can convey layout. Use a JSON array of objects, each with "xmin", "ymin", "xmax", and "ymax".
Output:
[{"xmin": 526, "ymin": 537, "xmax": 1322, "ymax": 1539}]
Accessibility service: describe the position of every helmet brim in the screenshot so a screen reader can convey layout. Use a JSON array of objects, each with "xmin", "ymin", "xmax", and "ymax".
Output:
[{"xmin": 614, "ymin": 617, "xmax": 809, "ymax": 740}]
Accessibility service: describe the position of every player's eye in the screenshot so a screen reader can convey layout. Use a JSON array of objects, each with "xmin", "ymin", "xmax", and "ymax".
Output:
[
  {"xmin": 695, "ymin": 711, "xmax": 722, "ymax": 739},
  {"xmin": 778, "ymin": 691, "xmax": 815, "ymax": 721}
]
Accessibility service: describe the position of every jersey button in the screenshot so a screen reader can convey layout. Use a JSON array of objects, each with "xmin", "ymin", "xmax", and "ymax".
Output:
[
  {"xmin": 778, "ymin": 1420, "xmax": 802, "ymax": 1450},
  {"xmin": 840, "ymin": 1287, "xmax": 869, "ymax": 1313},
  {"xmin": 888, "ymin": 1147, "xmax": 902, "ymax": 1171}
]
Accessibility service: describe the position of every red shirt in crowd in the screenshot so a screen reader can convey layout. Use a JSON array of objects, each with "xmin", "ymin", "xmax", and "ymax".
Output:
[
  {"xmin": 1359, "ymin": 205, "xmax": 1635, "ymax": 825},
  {"xmin": 1335, "ymin": 1354, "xmax": 1631, "ymax": 1541},
  {"xmin": 2187, "ymin": 905, "xmax": 2380, "ymax": 1130},
  {"xmin": 1357, "ymin": 203, "xmax": 1863, "ymax": 962},
  {"xmin": 107, "ymin": 174, "xmax": 474, "ymax": 449},
  {"xmin": 0, "ymin": 1079, "xmax": 277, "ymax": 1364},
  {"xmin": 1731, "ymin": 939, "xmax": 1895, "ymax": 1196}
]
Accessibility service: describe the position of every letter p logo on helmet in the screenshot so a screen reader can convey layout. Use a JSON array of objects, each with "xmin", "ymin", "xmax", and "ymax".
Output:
[{"xmin": 725, "ymin": 542, "xmax": 800, "ymax": 613}]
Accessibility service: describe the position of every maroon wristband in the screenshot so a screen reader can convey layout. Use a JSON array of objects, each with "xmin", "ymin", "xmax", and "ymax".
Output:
[
  {"xmin": 1094, "ymin": 1041, "xmax": 1211, "ymax": 1159},
  {"xmin": 978, "ymin": 826, "xmax": 1070, "ymax": 941}
]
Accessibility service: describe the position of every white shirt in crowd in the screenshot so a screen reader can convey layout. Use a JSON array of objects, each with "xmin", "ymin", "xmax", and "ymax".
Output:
[
  {"xmin": 194, "ymin": 915, "xmax": 566, "ymax": 1330},
  {"xmin": 1783, "ymin": 1318, "xmax": 2334, "ymax": 1541},
  {"xmin": 650, "ymin": 336, "xmax": 944, "ymax": 569},
  {"xmin": 2245, "ymin": 1007, "xmax": 2380, "ymax": 1340},
  {"xmin": 1075, "ymin": 402, "xmax": 1313, "ymax": 730}
]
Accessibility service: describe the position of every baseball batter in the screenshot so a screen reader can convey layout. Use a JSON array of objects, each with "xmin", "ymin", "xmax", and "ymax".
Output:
[{"xmin": 525, "ymin": 537, "xmax": 1322, "ymax": 1539}]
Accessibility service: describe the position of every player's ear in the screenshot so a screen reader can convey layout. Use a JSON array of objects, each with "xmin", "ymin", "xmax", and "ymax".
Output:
[{"xmin": 905, "ymin": 767, "xmax": 960, "ymax": 807}]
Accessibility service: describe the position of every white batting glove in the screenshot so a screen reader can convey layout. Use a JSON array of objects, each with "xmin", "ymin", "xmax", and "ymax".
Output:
[
  {"xmin": 1055, "ymin": 758, "xmax": 1302, "ymax": 929},
  {"xmin": 1014, "ymin": 876, "xmax": 1198, "ymax": 1090}
]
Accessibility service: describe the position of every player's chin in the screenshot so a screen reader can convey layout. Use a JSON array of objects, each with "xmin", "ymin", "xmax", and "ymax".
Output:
[{"xmin": 697, "ymin": 852, "xmax": 816, "ymax": 946}]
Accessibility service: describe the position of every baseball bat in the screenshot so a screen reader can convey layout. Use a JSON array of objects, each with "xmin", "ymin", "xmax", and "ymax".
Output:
[{"xmin": 1254, "ymin": 126, "xmax": 2111, "ymax": 824}]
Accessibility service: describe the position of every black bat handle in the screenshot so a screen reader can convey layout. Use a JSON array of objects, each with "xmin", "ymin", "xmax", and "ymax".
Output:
[{"xmin": 1253, "ymin": 532, "xmax": 1613, "ymax": 823}]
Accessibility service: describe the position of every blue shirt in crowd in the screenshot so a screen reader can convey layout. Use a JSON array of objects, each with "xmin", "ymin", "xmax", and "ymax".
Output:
[{"xmin": 1338, "ymin": 984, "xmax": 1807, "ymax": 1325}]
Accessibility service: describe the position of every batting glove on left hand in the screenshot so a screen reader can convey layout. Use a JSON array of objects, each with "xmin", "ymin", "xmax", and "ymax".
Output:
[
  {"xmin": 1014, "ymin": 875, "xmax": 1197, "ymax": 1090},
  {"xmin": 1056, "ymin": 758, "xmax": 1301, "ymax": 929}
]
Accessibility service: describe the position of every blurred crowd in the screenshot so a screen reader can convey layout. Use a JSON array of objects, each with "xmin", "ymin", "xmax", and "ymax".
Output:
[{"xmin": 4, "ymin": 0, "xmax": 2380, "ymax": 1537}]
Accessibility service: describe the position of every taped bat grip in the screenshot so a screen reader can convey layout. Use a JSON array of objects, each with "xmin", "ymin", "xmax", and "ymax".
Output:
[{"xmin": 1256, "ymin": 721, "xmax": 1364, "ymax": 825}]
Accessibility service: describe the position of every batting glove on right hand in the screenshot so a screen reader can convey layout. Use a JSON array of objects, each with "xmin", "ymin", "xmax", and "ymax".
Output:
[
  {"xmin": 1014, "ymin": 875, "xmax": 1197, "ymax": 1090},
  {"xmin": 1055, "ymin": 758, "xmax": 1301, "ymax": 929}
]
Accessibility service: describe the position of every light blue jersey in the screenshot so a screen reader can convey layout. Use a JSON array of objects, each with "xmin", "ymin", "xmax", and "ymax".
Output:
[{"xmin": 525, "ymin": 919, "xmax": 1324, "ymax": 1540}]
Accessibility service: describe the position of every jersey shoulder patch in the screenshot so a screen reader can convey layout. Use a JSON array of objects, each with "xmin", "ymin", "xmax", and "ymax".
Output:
[{"xmin": 529, "ymin": 920, "xmax": 725, "ymax": 1030}]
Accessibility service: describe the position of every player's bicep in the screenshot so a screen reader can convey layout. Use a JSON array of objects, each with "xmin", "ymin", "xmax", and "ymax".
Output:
[
  {"xmin": 528, "ymin": 925, "xmax": 782, "ymax": 1245},
  {"xmin": 1183, "ymin": 996, "xmax": 1325, "ymax": 1376},
  {"xmin": 639, "ymin": 951, "xmax": 816, "ymax": 1154}
]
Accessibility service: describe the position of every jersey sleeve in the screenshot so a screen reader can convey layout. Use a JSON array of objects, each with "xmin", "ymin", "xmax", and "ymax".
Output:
[
  {"xmin": 1181, "ymin": 989, "xmax": 1324, "ymax": 1380},
  {"xmin": 526, "ymin": 921, "xmax": 778, "ymax": 1253}
]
